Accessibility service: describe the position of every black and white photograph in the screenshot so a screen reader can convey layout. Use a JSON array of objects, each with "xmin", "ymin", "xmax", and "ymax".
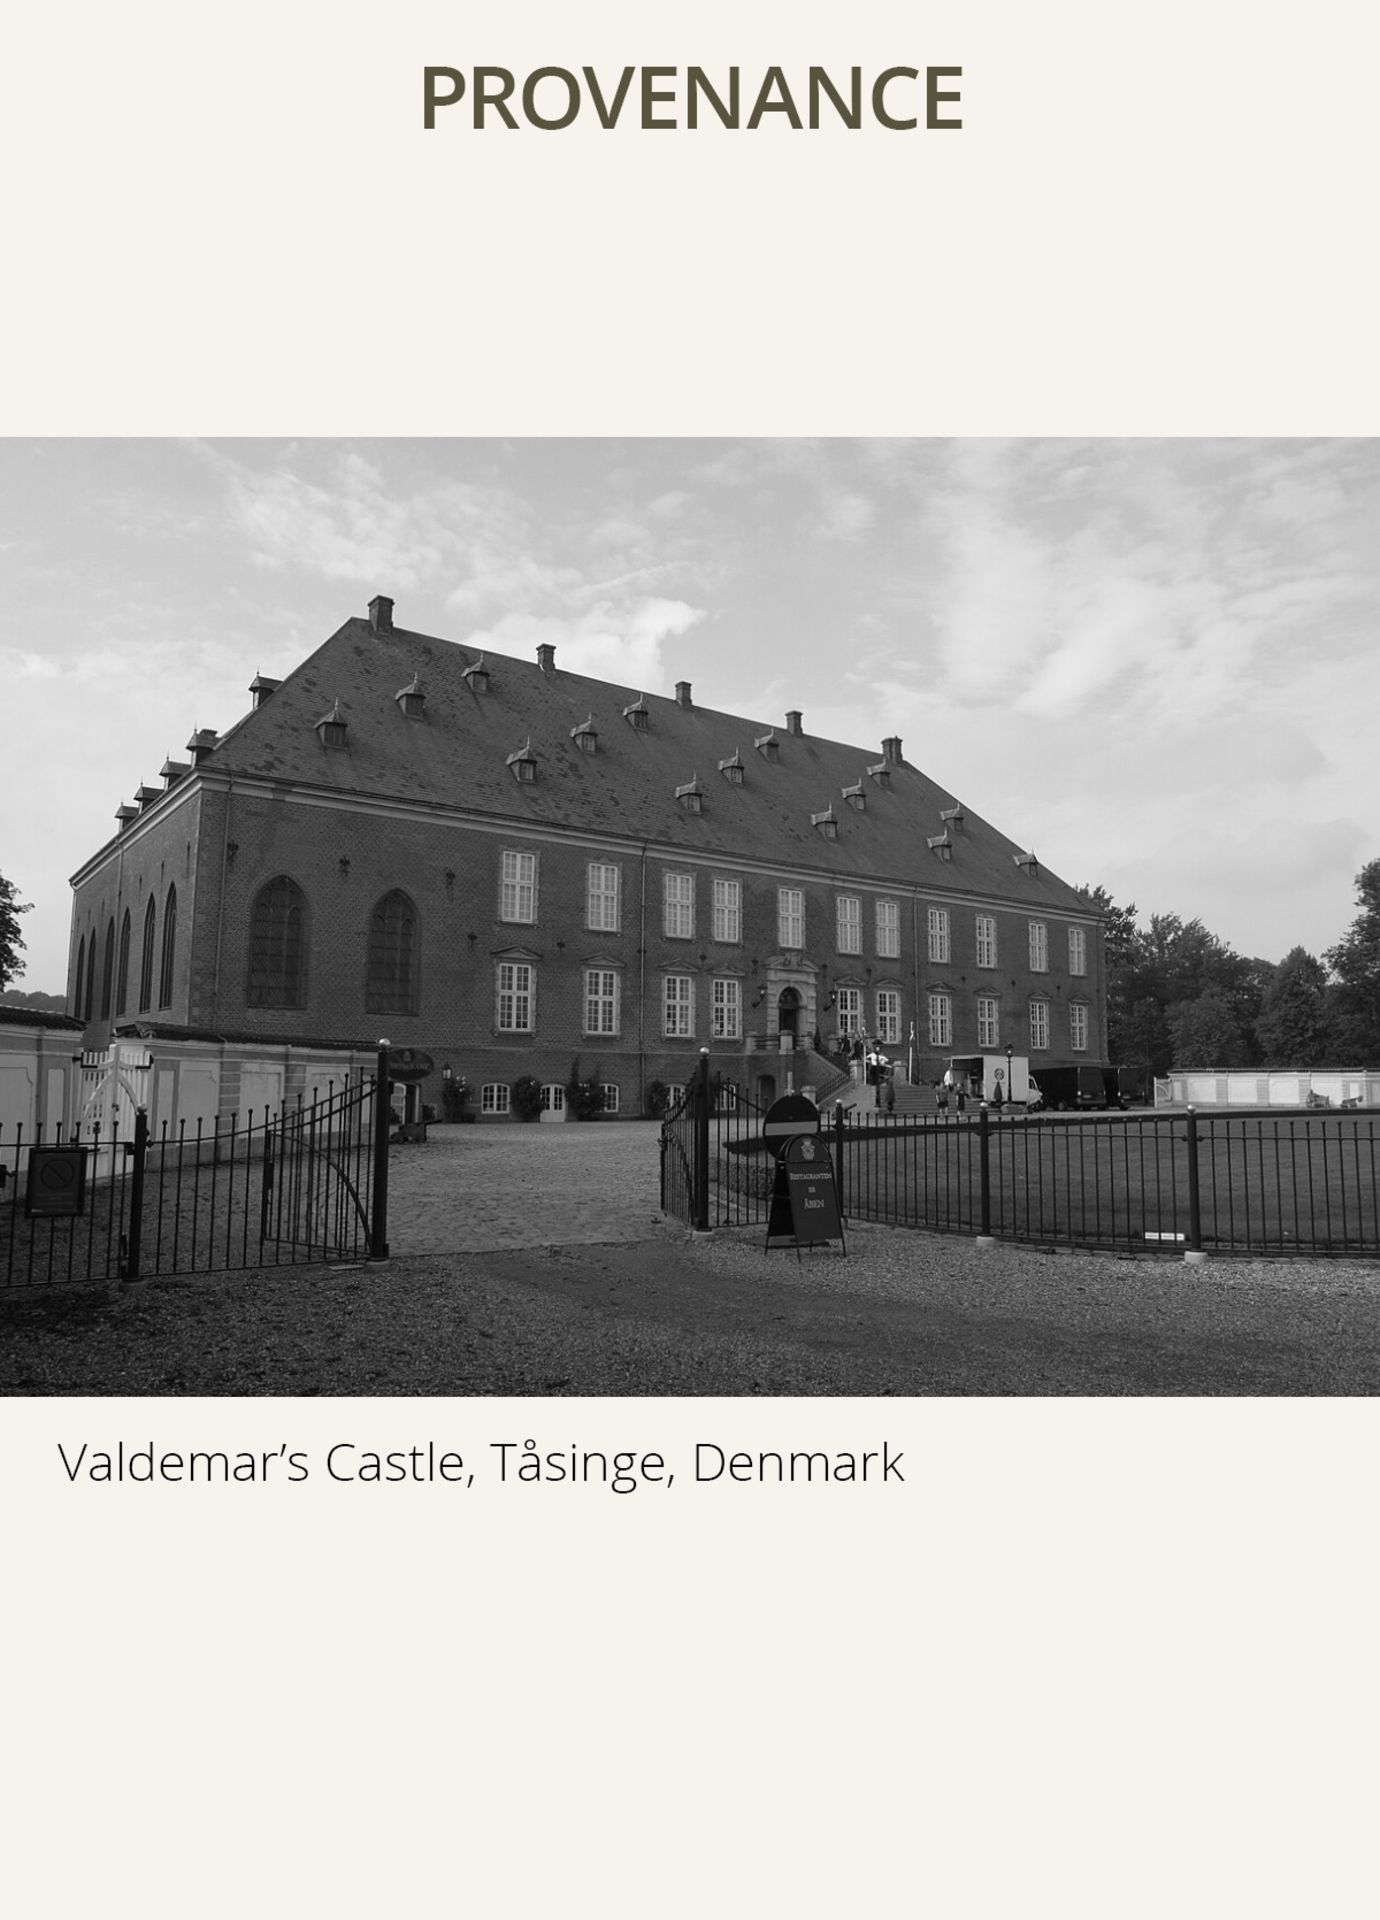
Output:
[{"xmin": 3, "ymin": 436, "xmax": 1380, "ymax": 1393}]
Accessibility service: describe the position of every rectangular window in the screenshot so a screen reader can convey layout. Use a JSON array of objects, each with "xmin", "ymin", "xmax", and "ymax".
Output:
[
  {"xmin": 1069, "ymin": 926, "xmax": 1087, "ymax": 976},
  {"xmin": 1070, "ymin": 1004, "xmax": 1089, "ymax": 1052},
  {"xmin": 664, "ymin": 974, "xmax": 694, "ymax": 1038},
  {"xmin": 778, "ymin": 887, "xmax": 804, "ymax": 949},
  {"xmin": 600, "ymin": 1083, "xmax": 620, "ymax": 1115},
  {"xmin": 876, "ymin": 898, "xmax": 901, "ymax": 959},
  {"xmin": 977, "ymin": 996, "xmax": 1000, "ymax": 1049},
  {"xmin": 586, "ymin": 862, "xmax": 620, "ymax": 932},
  {"xmin": 927, "ymin": 907, "xmax": 951, "ymax": 964},
  {"xmin": 837, "ymin": 986, "xmax": 864, "ymax": 1037},
  {"xmin": 712, "ymin": 877, "xmax": 742, "ymax": 944},
  {"xmin": 711, "ymin": 977, "xmax": 741, "ymax": 1040},
  {"xmin": 496, "ymin": 962, "xmax": 534, "ymax": 1032},
  {"xmin": 1030, "ymin": 999, "xmax": 1050, "ymax": 1050},
  {"xmin": 928, "ymin": 992, "xmax": 952, "ymax": 1048},
  {"xmin": 876, "ymin": 989, "xmax": 902, "ymax": 1046},
  {"xmin": 664, "ymin": 871, "xmax": 695, "ymax": 940},
  {"xmin": 500, "ymin": 849, "xmax": 537, "ymax": 924},
  {"xmin": 584, "ymin": 967, "xmax": 620, "ymax": 1036},
  {"xmin": 1029, "ymin": 921, "xmax": 1049, "ymax": 972},
  {"xmin": 976, "ymin": 915, "xmax": 998, "ymax": 969},
  {"xmin": 836, "ymin": 894, "xmax": 862, "ymax": 954},
  {"xmin": 481, "ymin": 1082, "xmax": 511, "ymax": 1115}
]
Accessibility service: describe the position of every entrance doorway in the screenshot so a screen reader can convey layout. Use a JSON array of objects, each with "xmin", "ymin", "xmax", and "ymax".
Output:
[{"xmin": 777, "ymin": 987, "xmax": 802, "ymax": 1041}]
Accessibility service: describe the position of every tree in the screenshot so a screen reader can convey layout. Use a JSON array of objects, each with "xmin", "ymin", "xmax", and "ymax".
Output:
[
  {"xmin": 1255, "ymin": 948, "xmax": 1330, "ymax": 1066},
  {"xmin": 0, "ymin": 872, "xmax": 33, "ymax": 991},
  {"xmin": 1325, "ymin": 859, "xmax": 1380, "ymax": 1063},
  {"xmin": 1168, "ymin": 988, "xmax": 1248, "ymax": 1067}
]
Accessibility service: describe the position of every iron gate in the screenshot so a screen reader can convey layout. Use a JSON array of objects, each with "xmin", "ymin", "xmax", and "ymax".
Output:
[{"xmin": 2, "ymin": 1054, "xmax": 391, "ymax": 1292}]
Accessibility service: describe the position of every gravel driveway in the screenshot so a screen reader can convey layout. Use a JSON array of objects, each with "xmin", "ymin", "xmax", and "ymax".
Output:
[{"xmin": 4, "ymin": 1120, "xmax": 1380, "ymax": 1394}]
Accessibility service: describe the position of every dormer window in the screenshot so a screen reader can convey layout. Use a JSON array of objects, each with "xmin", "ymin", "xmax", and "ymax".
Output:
[
  {"xmin": 623, "ymin": 694, "xmax": 650, "ymax": 731},
  {"xmin": 842, "ymin": 782, "xmax": 866, "ymax": 812},
  {"xmin": 395, "ymin": 674, "xmax": 426, "ymax": 719},
  {"xmin": 462, "ymin": 654, "xmax": 490, "ymax": 694},
  {"xmin": 867, "ymin": 761, "xmax": 891, "ymax": 788},
  {"xmin": 718, "ymin": 751, "xmax": 745, "ymax": 786},
  {"xmin": 755, "ymin": 729, "xmax": 779, "ymax": 762},
  {"xmin": 507, "ymin": 739, "xmax": 538, "ymax": 783},
  {"xmin": 811, "ymin": 806, "xmax": 839, "ymax": 840},
  {"xmin": 676, "ymin": 775, "xmax": 706, "ymax": 814},
  {"xmin": 927, "ymin": 831, "xmax": 953, "ymax": 861},
  {"xmin": 940, "ymin": 804, "xmax": 965, "ymax": 830},
  {"xmin": 315, "ymin": 701, "xmax": 348, "ymax": 750},
  {"xmin": 115, "ymin": 802, "xmax": 139, "ymax": 832},
  {"xmin": 571, "ymin": 716, "xmax": 599, "ymax": 754},
  {"xmin": 160, "ymin": 759, "xmax": 190, "ymax": 789},
  {"xmin": 1014, "ymin": 850, "xmax": 1040, "ymax": 874}
]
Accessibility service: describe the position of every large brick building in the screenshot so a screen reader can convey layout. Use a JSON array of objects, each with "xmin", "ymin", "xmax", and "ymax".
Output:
[{"xmin": 66, "ymin": 596, "xmax": 1106, "ymax": 1117}]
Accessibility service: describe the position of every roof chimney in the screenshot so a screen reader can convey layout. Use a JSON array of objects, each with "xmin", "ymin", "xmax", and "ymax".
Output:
[
  {"xmin": 786, "ymin": 710, "xmax": 803, "ymax": 737},
  {"xmin": 369, "ymin": 595, "xmax": 394, "ymax": 634},
  {"xmin": 676, "ymin": 681, "xmax": 693, "ymax": 709},
  {"xmin": 882, "ymin": 735, "xmax": 903, "ymax": 766},
  {"xmin": 536, "ymin": 642, "xmax": 556, "ymax": 674}
]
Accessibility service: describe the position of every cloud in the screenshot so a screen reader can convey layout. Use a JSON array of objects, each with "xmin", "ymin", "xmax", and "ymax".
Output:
[{"xmin": 460, "ymin": 597, "xmax": 705, "ymax": 692}]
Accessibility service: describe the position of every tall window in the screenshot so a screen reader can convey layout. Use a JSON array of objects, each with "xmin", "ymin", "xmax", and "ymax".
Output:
[
  {"xmin": 584, "ymin": 968, "xmax": 620, "ymax": 1036},
  {"xmin": 496, "ymin": 961, "xmax": 534, "ymax": 1032},
  {"xmin": 99, "ymin": 919, "xmax": 115, "ymax": 1020},
  {"xmin": 928, "ymin": 992, "xmax": 952, "ymax": 1048},
  {"xmin": 778, "ymin": 887, "xmax": 804, "ymax": 949},
  {"xmin": 976, "ymin": 915, "xmax": 998, "ymax": 969},
  {"xmin": 927, "ymin": 907, "xmax": 950, "ymax": 963},
  {"xmin": 876, "ymin": 989, "xmax": 901, "ymax": 1045},
  {"xmin": 481, "ymin": 1083, "xmax": 511, "ymax": 1115},
  {"xmin": 247, "ymin": 876, "xmax": 307, "ymax": 1008},
  {"xmin": 1029, "ymin": 921, "xmax": 1049, "ymax": 972},
  {"xmin": 366, "ymin": 890, "xmax": 418, "ymax": 1015},
  {"xmin": 712, "ymin": 878, "xmax": 741, "ymax": 944},
  {"xmin": 139, "ymin": 898, "xmax": 156, "ymax": 1011},
  {"xmin": 115, "ymin": 910, "xmax": 131, "ymax": 1018},
  {"xmin": 836, "ymin": 895, "xmax": 862, "ymax": 954},
  {"xmin": 1030, "ymin": 999, "xmax": 1050, "ymax": 1050},
  {"xmin": 157, "ymin": 885, "xmax": 177, "ymax": 1009},
  {"xmin": 664, "ymin": 974, "xmax": 694, "ymax": 1037},
  {"xmin": 664, "ymin": 872, "xmax": 695, "ymax": 940},
  {"xmin": 73, "ymin": 935, "xmax": 86, "ymax": 1020},
  {"xmin": 876, "ymin": 899, "xmax": 900, "ymax": 959},
  {"xmin": 977, "ymin": 996, "xmax": 1000, "ymax": 1049},
  {"xmin": 500, "ymin": 850, "xmax": 537, "ymax": 923},
  {"xmin": 1070, "ymin": 1003, "xmax": 1089, "ymax": 1052},
  {"xmin": 711, "ymin": 977, "xmax": 741, "ymax": 1040},
  {"xmin": 1069, "ymin": 926, "xmax": 1088, "ymax": 976},
  {"xmin": 586, "ymin": 862, "xmax": 620, "ymax": 932},
  {"xmin": 837, "ymin": 986, "xmax": 864, "ymax": 1037}
]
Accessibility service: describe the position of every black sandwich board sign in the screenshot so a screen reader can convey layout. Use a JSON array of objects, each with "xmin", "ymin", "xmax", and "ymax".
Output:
[
  {"xmin": 388, "ymin": 1048, "xmax": 434, "ymax": 1085},
  {"xmin": 762, "ymin": 1095, "xmax": 845, "ymax": 1256}
]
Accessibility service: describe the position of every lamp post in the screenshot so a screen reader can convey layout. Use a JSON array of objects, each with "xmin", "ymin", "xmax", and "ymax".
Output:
[{"xmin": 1005, "ymin": 1042, "xmax": 1014, "ymax": 1103}]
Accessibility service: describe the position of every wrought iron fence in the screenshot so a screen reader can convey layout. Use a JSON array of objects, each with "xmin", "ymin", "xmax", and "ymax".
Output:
[
  {"xmin": 663, "ymin": 1093, "xmax": 1380, "ymax": 1257},
  {"xmin": 2, "ymin": 1057, "xmax": 391, "ymax": 1293}
]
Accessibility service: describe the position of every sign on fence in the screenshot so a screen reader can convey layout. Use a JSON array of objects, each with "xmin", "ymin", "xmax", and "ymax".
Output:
[{"xmin": 26, "ymin": 1145, "xmax": 89, "ymax": 1218}]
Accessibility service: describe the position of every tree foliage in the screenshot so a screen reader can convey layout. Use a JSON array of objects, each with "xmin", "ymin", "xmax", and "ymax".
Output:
[{"xmin": 0, "ymin": 873, "xmax": 33, "ymax": 992}]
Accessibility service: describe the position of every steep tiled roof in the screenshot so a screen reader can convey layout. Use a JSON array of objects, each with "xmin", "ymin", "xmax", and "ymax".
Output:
[{"xmin": 146, "ymin": 613, "xmax": 1090, "ymax": 913}]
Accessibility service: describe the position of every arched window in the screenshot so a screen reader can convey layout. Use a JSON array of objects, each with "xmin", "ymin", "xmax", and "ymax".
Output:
[
  {"xmin": 115, "ymin": 910, "xmax": 131, "ymax": 1017},
  {"xmin": 73, "ymin": 935, "xmax": 86, "ymax": 1019},
  {"xmin": 138, "ymin": 898, "xmax": 157, "ymax": 1012},
  {"xmin": 365, "ymin": 890, "xmax": 419, "ymax": 1015},
  {"xmin": 247, "ymin": 876, "xmax": 308, "ymax": 1008},
  {"xmin": 99, "ymin": 918, "xmax": 116, "ymax": 1020},
  {"xmin": 157, "ymin": 884, "xmax": 177, "ymax": 1009},
  {"xmin": 83, "ymin": 929, "xmax": 96, "ymax": 1021}
]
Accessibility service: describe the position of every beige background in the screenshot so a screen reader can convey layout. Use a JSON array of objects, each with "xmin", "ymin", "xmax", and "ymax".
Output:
[{"xmin": 4, "ymin": 1, "xmax": 1380, "ymax": 1912}]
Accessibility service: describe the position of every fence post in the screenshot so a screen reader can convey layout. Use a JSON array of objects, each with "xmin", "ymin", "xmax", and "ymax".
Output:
[
  {"xmin": 1184, "ymin": 1105, "xmax": 1204, "ymax": 1258},
  {"xmin": 369, "ymin": 1041, "xmax": 391, "ymax": 1261},
  {"xmin": 834, "ymin": 1101, "xmax": 847, "ymax": 1219},
  {"xmin": 692, "ymin": 1047, "xmax": 711, "ymax": 1232},
  {"xmin": 123, "ymin": 1107, "xmax": 149, "ymax": 1281},
  {"xmin": 977, "ymin": 1100, "xmax": 993, "ymax": 1241}
]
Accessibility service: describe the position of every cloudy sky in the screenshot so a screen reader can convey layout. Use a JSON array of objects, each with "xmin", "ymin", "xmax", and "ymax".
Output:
[{"xmin": 2, "ymin": 437, "xmax": 1375, "ymax": 991}]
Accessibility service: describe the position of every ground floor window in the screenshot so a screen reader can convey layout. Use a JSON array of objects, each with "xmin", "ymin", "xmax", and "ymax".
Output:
[
  {"xmin": 664, "ymin": 973, "xmax": 694, "ymax": 1037},
  {"xmin": 540, "ymin": 1084, "xmax": 566, "ymax": 1116},
  {"xmin": 837, "ymin": 986, "xmax": 864, "ymax": 1036},
  {"xmin": 711, "ymin": 976, "xmax": 741, "ymax": 1040},
  {"xmin": 928, "ymin": 992, "xmax": 952, "ymax": 1048},
  {"xmin": 600, "ymin": 1083, "xmax": 620, "ymax": 1114},
  {"xmin": 977, "ymin": 996, "xmax": 1000, "ymax": 1049},
  {"xmin": 1030, "ymin": 999, "xmax": 1050, "ymax": 1050},
  {"xmin": 1070, "ymin": 1003, "xmax": 1089, "ymax": 1051},
  {"xmin": 876, "ymin": 989, "xmax": 901, "ymax": 1045},
  {"xmin": 481, "ymin": 1082, "xmax": 511, "ymax": 1115}
]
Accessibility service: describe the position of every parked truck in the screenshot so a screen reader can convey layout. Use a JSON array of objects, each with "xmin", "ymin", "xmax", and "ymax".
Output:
[{"xmin": 948, "ymin": 1053, "xmax": 1035, "ymax": 1106}]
